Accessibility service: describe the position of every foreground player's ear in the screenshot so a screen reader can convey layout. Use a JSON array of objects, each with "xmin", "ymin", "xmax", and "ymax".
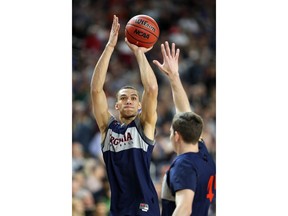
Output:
[{"xmin": 174, "ymin": 131, "xmax": 180, "ymax": 142}]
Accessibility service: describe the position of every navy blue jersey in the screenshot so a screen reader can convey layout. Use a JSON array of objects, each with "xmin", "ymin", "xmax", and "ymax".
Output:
[
  {"xmin": 161, "ymin": 139, "xmax": 216, "ymax": 216},
  {"xmin": 102, "ymin": 116, "xmax": 160, "ymax": 216}
]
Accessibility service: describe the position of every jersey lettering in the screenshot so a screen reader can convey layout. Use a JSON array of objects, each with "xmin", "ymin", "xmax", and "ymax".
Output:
[{"xmin": 109, "ymin": 132, "xmax": 132, "ymax": 145}]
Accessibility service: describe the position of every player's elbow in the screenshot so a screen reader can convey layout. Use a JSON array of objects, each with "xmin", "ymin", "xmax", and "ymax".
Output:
[
  {"xmin": 146, "ymin": 83, "xmax": 158, "ymax": 96},
  {"xmin": 91, "ymin": 85, "xmax": 102, "ymax": 95}
]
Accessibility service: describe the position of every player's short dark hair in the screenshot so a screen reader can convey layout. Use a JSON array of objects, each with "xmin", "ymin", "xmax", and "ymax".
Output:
[
  {"xmin": 116, "ymin": 86, "xmax": 140, "ymax": 101},
  {"xmin": 172, "ymin": 112, "xmax": 203, "ymax": 144}
]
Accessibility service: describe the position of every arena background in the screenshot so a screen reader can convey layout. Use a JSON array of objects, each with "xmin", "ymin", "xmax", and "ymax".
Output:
[{"xmin": 72, "ymin": 0, "xmax": 216, "ymax": 215}]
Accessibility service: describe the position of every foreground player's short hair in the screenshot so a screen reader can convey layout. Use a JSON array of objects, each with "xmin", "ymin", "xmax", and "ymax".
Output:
[
  {"xmin": 172, "ymin": 112, "xmax": 203, "ymax": 144},
  {"xmin": 116, "ymin": 86, "xmax": 140, "ymax": 101}
]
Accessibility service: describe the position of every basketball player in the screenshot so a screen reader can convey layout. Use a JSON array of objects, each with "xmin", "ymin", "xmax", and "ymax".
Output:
[
  {"xmin": 153, "ymin": 41, "xmax": 216, "ymax": 216},
  {"xmin": 90, "ymin": 15, "xmax": 160, "ymax": 216}
]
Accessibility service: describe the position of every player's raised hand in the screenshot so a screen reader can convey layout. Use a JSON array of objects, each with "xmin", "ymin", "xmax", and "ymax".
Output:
[
  {"xmin": 107, "ymin": 15, "xmax": 120, "ymax": 48},
  {"xmin": 153, "ymin": 41, "xmax": 180, "ymax": 78},
  {"xmin": 125, "ymin": 37, "xmax": 153, "ymax": 54}
]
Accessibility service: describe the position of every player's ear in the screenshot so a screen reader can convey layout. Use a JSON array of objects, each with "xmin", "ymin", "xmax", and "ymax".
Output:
[
  {"xmin": 115, "ymin": 102, "xmax": 119, "ymax": 110},
  {"xmin": 174, "ymin": 131, "xmax": 180, "ymax": 142}
]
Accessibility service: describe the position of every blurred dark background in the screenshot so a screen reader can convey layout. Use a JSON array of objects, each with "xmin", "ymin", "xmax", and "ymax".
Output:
[{"xmin": 72, "ymin": 0, "xmax": 216, "ymax": 215}]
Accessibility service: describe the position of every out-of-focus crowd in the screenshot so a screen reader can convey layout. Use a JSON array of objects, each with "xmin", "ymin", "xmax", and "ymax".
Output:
[{"xmin": 72, "ymin": 0, "xmax": 216, "ymax": 215}]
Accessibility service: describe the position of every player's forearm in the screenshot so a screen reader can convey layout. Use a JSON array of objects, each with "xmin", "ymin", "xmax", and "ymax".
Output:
[
  {"xmin": 135, "ymin": 51, "xmax": 158, "ymax": 93},
  {"xmin": 90, "ymin": 45, "xmax": 114, "ymax": 92},
  {"xmin": 169, "ymin": 74, "xmax": 191, "ymax": 113}
]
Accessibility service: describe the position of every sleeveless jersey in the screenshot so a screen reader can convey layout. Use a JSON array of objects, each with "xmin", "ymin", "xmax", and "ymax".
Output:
[
  {"xmin": 102, "ymin": 116, "xmax": 160, "ymax": 216},
  {"xmin": 161, "ymin": 139, "xmax": 216, "ymax": 216}
]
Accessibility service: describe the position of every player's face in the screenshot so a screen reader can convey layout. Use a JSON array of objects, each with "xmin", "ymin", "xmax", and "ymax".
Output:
[{"xmin": 115, "ymin": 89, "xmax": 141, "ymax": 118}]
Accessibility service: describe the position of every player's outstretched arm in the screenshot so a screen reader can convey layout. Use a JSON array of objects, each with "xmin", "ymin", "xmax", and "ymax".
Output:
[
  {"xmin": 125, "ymin": 38, "xmax": 158, "ymax": 140},
  {"xmin": 153, "ymin": 41, "xmax": 191, "ymax": 113},
  {"xmin": 91, "ymin": 15, "xmax": 120, "ymax": 135}
]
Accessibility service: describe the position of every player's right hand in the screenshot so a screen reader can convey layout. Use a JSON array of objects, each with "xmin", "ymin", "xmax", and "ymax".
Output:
[
  {"xmin": 153, "ymin": 41, "xmax": 180, "ymax": 78},
  {"xmin": 125, "ymin": 37, "xmax": 153, "ymax": 54}
]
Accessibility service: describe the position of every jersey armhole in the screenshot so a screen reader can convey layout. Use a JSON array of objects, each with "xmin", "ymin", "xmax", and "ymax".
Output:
[
  {"xmin": 134, "ymin": 116, "xmax": 155, "ymax": 146},
  {"xmin": 100, "ymin": 116, "xmax": 116, "ymax": 149}
]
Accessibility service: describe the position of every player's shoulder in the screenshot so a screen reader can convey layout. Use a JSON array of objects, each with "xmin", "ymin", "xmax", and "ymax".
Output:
[
  {"xmin": 107, "ymin": 115, "xmax": 118, "ymax": 125},
  {"xmin": 174, "ymin": 153, "xmax": 194, "ymax": 167}
]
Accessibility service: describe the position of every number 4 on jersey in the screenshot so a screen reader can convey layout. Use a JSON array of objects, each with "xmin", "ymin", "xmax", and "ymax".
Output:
[{"xmin": 206, "ymin": 175, "xmax": 216, "ymax": 202}]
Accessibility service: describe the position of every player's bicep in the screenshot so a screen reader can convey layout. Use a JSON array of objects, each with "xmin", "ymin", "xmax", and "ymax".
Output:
[
  {"xmin": 140, "ymin": 89, "xmax": 157, "ymax": 124},
  {"xmin": 175, "ymin": 189, "xmax": 194, "ymax": 204},
  {"xmin": 140, "ymin": 90, "xmax": 157, "ymax": 140},
  {"xmin": 174, "ymin": 189, "xmax": 194, "ymax": 214},
  {"xmin": 91, "ymin": 89, "xmax": 111, "ymax": 133}
]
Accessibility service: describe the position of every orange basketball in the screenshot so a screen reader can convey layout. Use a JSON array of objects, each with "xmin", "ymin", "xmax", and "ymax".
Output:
[{"xmin": 125, "ymin": 15, "xmax": 160, "ymax": 48}]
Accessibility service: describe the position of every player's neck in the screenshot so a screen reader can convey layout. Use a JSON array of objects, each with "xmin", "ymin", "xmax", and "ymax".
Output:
[
  {"xmin": 177, "ymin": 142, "xmax": 199, "ymax": 155},
  {"xmin": 119, "ymin": 115, "xmax": 136, "ymax": 125}
]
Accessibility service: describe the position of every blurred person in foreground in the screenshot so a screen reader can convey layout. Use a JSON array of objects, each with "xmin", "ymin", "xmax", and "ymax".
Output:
[
  {"xmin": 153, "ymin": 41, "xmax": 216, "ymax": 216},
  {"xmin": 90, "ymin": 15, "xmax": 160, "ymax": 216}
]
